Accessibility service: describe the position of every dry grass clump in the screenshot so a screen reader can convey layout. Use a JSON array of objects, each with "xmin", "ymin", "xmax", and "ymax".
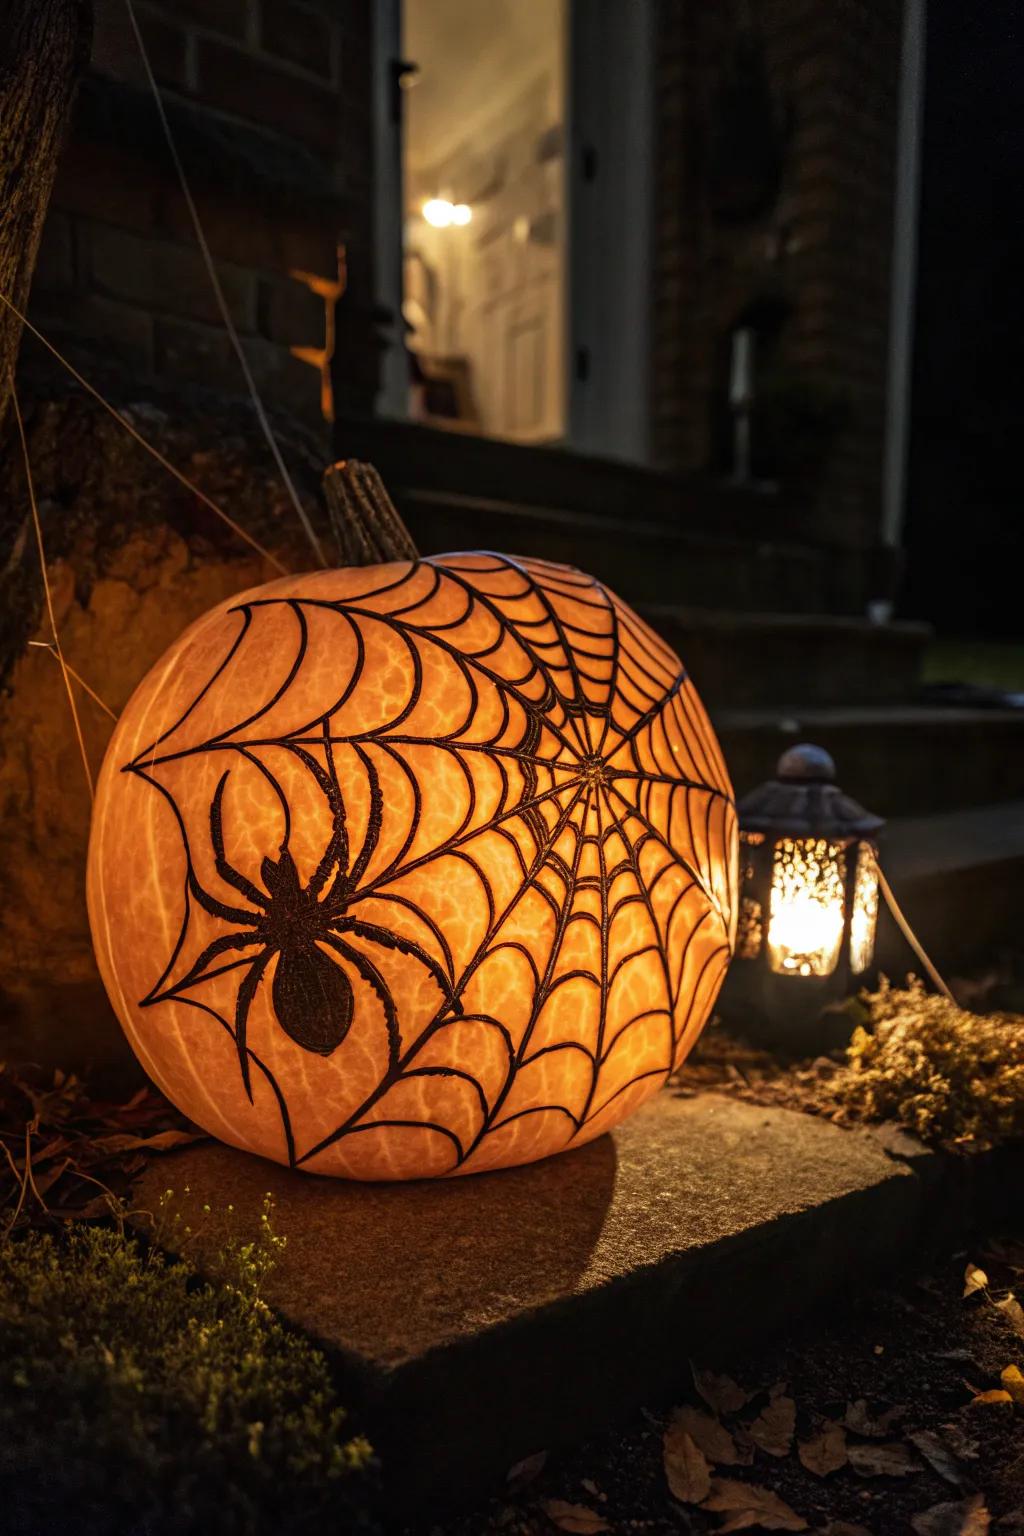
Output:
[{"xmin": 835, "ymin": 978, "xmax": 1024, "ymax": 1150}]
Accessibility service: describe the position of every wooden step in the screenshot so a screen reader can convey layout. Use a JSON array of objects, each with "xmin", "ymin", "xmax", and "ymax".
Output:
[{"xmin": 714, "ymin": 704, "xmax": 1024, "ymax": 817}]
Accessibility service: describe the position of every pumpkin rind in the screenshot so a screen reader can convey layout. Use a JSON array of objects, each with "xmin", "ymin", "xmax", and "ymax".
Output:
[{"xmin": 87, "ymin": 554, "xmax": 737, "ymax": 1180}]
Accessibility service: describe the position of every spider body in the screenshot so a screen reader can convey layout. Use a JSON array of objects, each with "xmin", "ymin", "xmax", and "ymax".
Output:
[{"xmin": 142, "ymin": 752, "xmax": 456, "ymax": 1101}]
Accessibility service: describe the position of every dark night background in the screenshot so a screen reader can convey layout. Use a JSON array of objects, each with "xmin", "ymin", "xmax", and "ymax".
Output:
[{"xmin": 904, "ymin": 0, "xmax": 1024, "ymax": 637}]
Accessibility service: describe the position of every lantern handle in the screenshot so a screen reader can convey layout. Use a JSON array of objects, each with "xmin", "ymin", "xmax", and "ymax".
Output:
[{"xmin": 876, "ymin": 861, "xmax": 956, "ymax": 1003}]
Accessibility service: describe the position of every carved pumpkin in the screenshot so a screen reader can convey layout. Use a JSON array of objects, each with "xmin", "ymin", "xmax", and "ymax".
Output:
[{"xmin": 87, "ymin": 555, "xmax": 737, "ymax": 1180}]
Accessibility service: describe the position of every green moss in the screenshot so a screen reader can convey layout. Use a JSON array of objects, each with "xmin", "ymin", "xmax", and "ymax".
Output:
[
  {"xmin": 834, "ymin": 979, "xmax": 1024, "ymax": 1150},
  {"xmin": 0, "ymin": 1198, "xmax": 374, "ymax": 1535}
]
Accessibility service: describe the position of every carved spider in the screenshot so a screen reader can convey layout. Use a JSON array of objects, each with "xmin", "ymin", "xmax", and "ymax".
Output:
[{"xmin": 143, "ymin": 736, "xmax": 456, "ymax": 1101}]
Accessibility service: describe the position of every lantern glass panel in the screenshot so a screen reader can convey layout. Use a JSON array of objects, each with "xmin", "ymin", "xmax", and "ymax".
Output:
[
  {"xmin": 737, "ymin": 895, "xmax": 763, "ymax": 959},
  {"xmin": 767, "ymin": 836, "xmax": 846, "ymax": 977},
  {"xmin": 736, "ymin": 830, "xmax": 765, "ymax": 958},
  {"xmin": 849, "ymin": 842, "xmax": 879, "ymax": 975}
]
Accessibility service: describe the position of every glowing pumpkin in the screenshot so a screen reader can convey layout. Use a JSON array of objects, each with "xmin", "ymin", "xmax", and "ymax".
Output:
[{"xmin": 87, "ymin": 555, "xmax": 737, "ymax": 1180}]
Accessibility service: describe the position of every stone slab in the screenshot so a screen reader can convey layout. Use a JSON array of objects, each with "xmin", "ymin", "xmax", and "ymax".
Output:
[{"xmin": 132, "ymin": 1089, "xmax": 993, "ymax": 1508}]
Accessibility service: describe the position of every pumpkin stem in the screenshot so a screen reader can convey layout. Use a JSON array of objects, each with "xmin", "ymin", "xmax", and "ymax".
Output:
[{"xmin": 322, "ymin": 459, "xmax": 420, "ymax": 567}]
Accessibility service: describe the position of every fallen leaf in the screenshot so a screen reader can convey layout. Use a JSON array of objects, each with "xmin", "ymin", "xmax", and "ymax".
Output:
[
  {"xmin": 911, "ymin": 1492, "xmax": 991, "ymax": 1535},
  {"xmin": 543, "ymin": 1500, "xmax": 610, "ymax": 1534},
  {"xmin": 702, "ymin": 1477, "xmax": 808, "ymax": 1531},
  {"xmin": 89, "ymin": 1128, "xmax": 206, "ymax": 1154},
  {"xmin": 798, "ymin": 1422, "xmax": 847, "ymax": 1476},
  {"xmin": 995, "ymin": 1295, "xmax": 1024, "ymax": 1338},
  {"xmin": 847, "ymin": 1441, "xmax": 923, "ymax": 1477},
  {"xmin": 1001, "ymin": 1365, "xmax": 1024, "ymax": 1405},
  {"xmin": 963, "ymin": 1264, "xmax": 989, "ymax": 1299},
  {"xmin": 970, "ymin": 1390, "xmax": 1013, "ymax": 1408},
  {"xmin": 984, "ymin": 1237, "xmax": 1024, "ymax": 1271},
  {"xmin": 694, "ymin": 1367, "xmax": 750, "ymax": 1415},
  {"xmin": 938, "ymin": 1423, "xmax": 979, "ymax": 1460},
  {"xmin": 663, "ymin": 1423, "xmax": 711, "ymax": 1504},
  {"xmin": 908, "ymin": 1430, "xmax": 964, "ymax": 1487},
  {"xmin": 507, "ymin": 1450, "xmax": 547, "ymax": 1485},
  {"xmin": 670, "ymin": 1404, "xmax": 747, "ymax": 1465},
  {"xmin": 843, "ymin": 1399, "xmax": 906, "ymax": 1438},
  {"xmin": 748, "ymin": 1396, "xmax": 796, "ymax": 1458}
]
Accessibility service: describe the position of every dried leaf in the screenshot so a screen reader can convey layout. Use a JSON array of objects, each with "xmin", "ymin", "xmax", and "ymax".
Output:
[
  {"xmin": 995, "ymin": 1294, "xmax": 1024, "ymax": 1338},
  {"xmin": 662, "ymin": 1423, "xmax": 711, "ymax": 1504},
  {"xmin": 911, "ymin": 1492, "xmax": 991, "ymax": 1536},
  {"xmin": 748, "ymin": 1395, "xmax": 796, "ymax": 1458},
  {"xmin": 1001, "ymin": 1364, "xmax": 1024, "ymax": 1405},
  {"xmin": 543, "ymin": 1500, "xmax": 609, "ymax": 1534},
  {"xmin": 30, "ymin": 1158, "xmax": 71, "ymax": 1199},
  {"xmin": 963, "ymin": 1264, "xmax": 989, "ymax": 1299},
  {"xmin": 843, "ymin": 1399, "xmax": 906, "ymax": 1437},
  {"xmin": 984, "ymin": 1237, "xmax": 1024, "ymax": 1271},
  {"xmin": 703, "ymin": 1477, "xmax": 808, "ymax": 1531},
  {"xmin": 938, "ymin": 1423, "xmax": 979, "ymax": 1460},
  {"xmin": 847, "ymin": 1441, "xmax": 923, "ymax": 1477},
  {"xmin": 908, "ymin": 1430, "xmax": 964, "ymax": 1486},
  {"xmin": 970, "ymin": 1389, "xmax": 1013, "ymax": 1408},
  {"xmin": 507, "ymin": 1450, "xmax": 547, "ymax": 1485},
  {"xmin": 694, "ymin": 1367, "xmax": 750, "ymax": 1415},
  {"xmin": 798, "ymin": 1422, "xmax": 847, "ymax": 1476},
  {"xmin": 89, "ymin": 1128, "xmax": 206, "ymax": 1155},
  {"xmin": 670, "ymin": 1404, "xmax": 747, "ymax": 1465}
]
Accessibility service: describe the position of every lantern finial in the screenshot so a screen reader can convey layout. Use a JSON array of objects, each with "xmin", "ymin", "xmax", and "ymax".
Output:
[{"xmin": 776, "ymin": 742, "xmax": 836, "ymax": 783}]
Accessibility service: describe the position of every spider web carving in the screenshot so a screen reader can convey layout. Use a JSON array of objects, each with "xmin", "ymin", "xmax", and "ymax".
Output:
[{"xmin": 119, "ymin": 554, "xmax": 737, "ymax": 1178}]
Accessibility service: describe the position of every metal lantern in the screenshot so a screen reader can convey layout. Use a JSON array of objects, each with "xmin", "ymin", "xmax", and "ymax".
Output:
[{"xmin": 725, "ymin": 743, "xmax": 884, "ymax": 1043}]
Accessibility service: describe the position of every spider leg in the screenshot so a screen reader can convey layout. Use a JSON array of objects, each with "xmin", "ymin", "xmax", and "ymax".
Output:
[
  {"xmin": 145, "ymin": 929, "xmax": 262, "ymax": 1004},
  {"xmin": 321, "ymin": 934, "xmax": 401, "ymax": 1069},
  {"xmin": 234, "ymin": 948, "xmax": 276, "ymax": 1103},
  {"xmin": 286, "ymin": 735, "xmax": 348, "ymax": 903},
  {"xmin": 185, "ymin": 870, "xmax": 255, "ymax": 927},
  {"xmin": 211, "ymin": 770, "xmax": 270, "ymax": 909},
  {"xmin": 347, "ymin": 744, "xmax": 383, "ymax": 888},
  {"xmin": 332, "ymin": 916, "xmax": 461, "ymax": 1012}
]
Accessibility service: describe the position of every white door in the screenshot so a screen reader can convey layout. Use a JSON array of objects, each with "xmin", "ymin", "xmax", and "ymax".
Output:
[{"xmin": 373, "ymin": 0, "xmax": 654, "ymax": 463}]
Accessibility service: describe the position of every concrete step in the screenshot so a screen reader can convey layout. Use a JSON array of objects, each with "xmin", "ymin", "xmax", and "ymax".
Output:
[
  {"xmin": 133, "ymin": 1096, "xmax": 1021, "ymax": 1512},
  {"xmin": 879, "ymin": 797, "xmax": 1024, "ymax": 973},
  {"xmin": 644, "ymin": 606, "xmax": 930, "ymax": 708},
  {"xmin": 716, "ymin": 703, "xmax": 1024, "ymax": 817},
  {"xmin": 400, "ymin": 486, "xmax": 837, "ymax": 615}
]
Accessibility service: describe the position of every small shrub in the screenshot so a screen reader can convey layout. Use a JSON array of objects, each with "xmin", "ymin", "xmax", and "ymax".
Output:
[
  {"xmin": 834, "ymin": 978, "xmax": 1024, "ymax": 1149},
  {"xmin": 0, "ymin": 1201, "xmax": 374, "ymax": 1536}
]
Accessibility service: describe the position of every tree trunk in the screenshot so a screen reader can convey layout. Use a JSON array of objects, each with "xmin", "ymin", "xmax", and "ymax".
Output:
[{"xmin": 0, "ymin": 0, "xmax": 92, "ymax": 426}]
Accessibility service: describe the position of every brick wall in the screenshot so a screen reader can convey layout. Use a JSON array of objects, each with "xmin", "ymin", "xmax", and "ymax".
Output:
[
  {"xmin": 652, "ymin": 0, "xmax": 903, "ymax": 550},
  {"xmin": 29, "ymin": 0, "xmax": 376, "ymax": 430}
]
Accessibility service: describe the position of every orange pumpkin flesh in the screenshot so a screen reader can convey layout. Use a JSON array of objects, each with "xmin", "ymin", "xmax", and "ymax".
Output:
[{"xmin": 87, "ymin": 555, "xmax": 737, "ymax": 1180}]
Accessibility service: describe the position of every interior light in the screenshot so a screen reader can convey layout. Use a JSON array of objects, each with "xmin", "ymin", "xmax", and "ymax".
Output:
[
  {"xmin": 451, "ymin": 203, "xmax": 472, "ymax": 226},
  {"xmin": 422, "ymin": 198, "xmax": 454, "ymax": 227}
]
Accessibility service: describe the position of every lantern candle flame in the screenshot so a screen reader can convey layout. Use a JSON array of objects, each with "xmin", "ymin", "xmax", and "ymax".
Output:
[{"xmin": 767, "ymin": 836, "xmax": 846, "ymax": 978}]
